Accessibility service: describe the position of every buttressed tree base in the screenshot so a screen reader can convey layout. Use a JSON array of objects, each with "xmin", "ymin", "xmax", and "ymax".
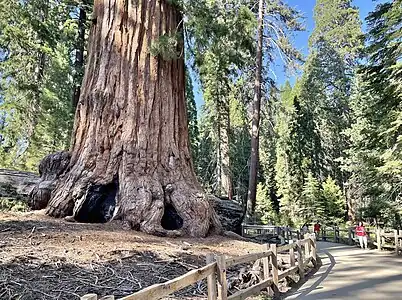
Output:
[{"xmin": 34, "ymin": 0, "xmax": 221, "ymax": 237}]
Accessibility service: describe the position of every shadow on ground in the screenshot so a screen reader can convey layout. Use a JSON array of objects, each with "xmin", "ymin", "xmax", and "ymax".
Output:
[{"xmin": 283, "ymin": 242, "xmax": 402, "ymax": 300}]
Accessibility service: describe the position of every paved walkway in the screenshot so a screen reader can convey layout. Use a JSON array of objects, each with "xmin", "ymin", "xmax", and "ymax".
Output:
[{"xmin": 285, "ymin": 241, "xmax": 402, "ymax": 299}]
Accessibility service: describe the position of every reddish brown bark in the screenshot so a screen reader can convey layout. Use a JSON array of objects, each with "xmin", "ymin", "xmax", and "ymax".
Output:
[
  {"xmin": 72, "ymin": 4, "xmax": 88, "ymax": 111},
  {"xmin": 45, "ymin": 0, "xmax": 221, "ymax": 237},
  {"xmin": 246, "ymin": 0, "xmax": 264, "ymax": 221}
]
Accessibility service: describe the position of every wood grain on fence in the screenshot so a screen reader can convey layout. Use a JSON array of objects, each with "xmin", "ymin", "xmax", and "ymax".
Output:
[
  {"xmin": 118, "ymin": 262, "xmax": 216, "ymax": 300},
  {"xmin": 206, "ymin": 254, "xmax": 218, "ymax": 300},
  {"xmin": 216, "ymin": 255, "xmax": 228, "ymax": 300},
  {"xmin": 225, "ymin": 250, "xmax": 272, "ymax": 268},
  {"xmin": 81, "ymin": 236, "xmax": 317, "ymax": 300},
  {"xmin": 227, "ymin": 278, "xmax": 273, "ymax": 300}
]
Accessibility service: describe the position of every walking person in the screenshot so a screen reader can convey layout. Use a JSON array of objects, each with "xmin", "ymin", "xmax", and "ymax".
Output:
[
  {"xmin": 301, "ymin": 222, "xmax": 309, "ymax": 238},
  {"xmin": 356, "ymin": 221, "xmax": 368, "ymax": 249},
  {"xmin": 314, "ymin": 222, "xmax": 321, "ymax": 240}
]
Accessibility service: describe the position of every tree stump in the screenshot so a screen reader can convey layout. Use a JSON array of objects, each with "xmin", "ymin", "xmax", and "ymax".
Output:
[{"xmin": 28, "ymin": 151, "xmax": 71, "ymax": 210}]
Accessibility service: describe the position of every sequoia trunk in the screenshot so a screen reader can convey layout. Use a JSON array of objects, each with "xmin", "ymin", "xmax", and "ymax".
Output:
[
  {"xmin": 45, "ymin": 0, "xmax": 221, "ymax": 237},
  {"xmin": 246, "ymin": 0, "xmax": 264, "ymax": 221}
]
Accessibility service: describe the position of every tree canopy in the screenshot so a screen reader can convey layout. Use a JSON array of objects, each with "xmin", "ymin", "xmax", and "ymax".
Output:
[{"xmin": 1, "ymin": 0, "xmax": 401, "ymax": 229}]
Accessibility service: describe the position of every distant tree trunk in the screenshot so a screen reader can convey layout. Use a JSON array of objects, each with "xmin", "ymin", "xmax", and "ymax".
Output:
[
  {"xmin": 218, "ymin": 105, "xmax": 233, "ymax": 199},
  {"xmin": 26, "ymin": 4, "xmax": 47, "ymax": 140},
  {"xmin": 246, "ymin": 0, "xmax": 264, "ymax": 221},
  {"xmin": 72, "ymin": 3, "xmax": 88, "ymax": 111},
  {"xmin": 45, "ymin": 0, "xmax": 221, "ymax": 237}
]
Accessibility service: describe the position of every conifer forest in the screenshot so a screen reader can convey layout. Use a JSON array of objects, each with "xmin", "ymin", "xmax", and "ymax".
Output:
[{"xmin": 0, "ymin": 0, "xmax": 401, "ymax": 233}]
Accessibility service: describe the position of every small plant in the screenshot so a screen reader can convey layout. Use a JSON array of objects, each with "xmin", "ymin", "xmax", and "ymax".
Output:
[
  {"xmin": 150, "ymin": 34, "xmax": 182, "ymax": 60},
  {"xmin": 0, "ymin": 197, "xmax": 29, "ymax": 212}
]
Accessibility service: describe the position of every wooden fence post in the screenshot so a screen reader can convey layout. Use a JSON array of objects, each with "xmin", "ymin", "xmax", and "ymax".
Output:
[
  {"xmin": 333, "ymin": 227, "xmax": 336, "ymax": 243},
  {"xmin": 216, "ymin": 255, "xmax": 228, "ymax": 300},
  {"xmin": 305, "ymin": 234, "xmax": 311, "ymax": 259},
  {"xmin": 262, "ymin": 244, "xmax": 271, "ymax": 294},
  {"xmin": 206, "ymin": 254, "xmax": 217, "ymax": 300},
  {"xmin": 289, "ymin": 243, "xmax": 296, "ymax": 267},
  {"xmin": 81, "ymin": 295, "xmax": 98, "ymax": 300},
  {"xmin": 337, "ymin": 227, "xmax": 340, "ymax": 243},
  {"xmin": 310, "ymin": 235, "xmax": 317, "ymax": 267},
  {"xmin": 376, "ymin": 229, "xmax": 381, "ymax": 250},
  {"xmin": 297, "ymin": 241, "xmax": 304, "ymax": 279},
  {"xmin": 270, "ymin": 244, "xmax": 279, "ymax": 297},
  {"xmin": 348, "ymin": 227, "xmax": 352, "ymax": 245},
  {"xmin": 395, "ymin": 230, "xmax": 399, "ymax": 255}
]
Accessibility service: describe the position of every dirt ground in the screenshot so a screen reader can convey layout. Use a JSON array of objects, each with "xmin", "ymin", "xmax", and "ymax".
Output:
[{"xmin": 0, "ymin": 210, "xmax": 269, "ymax": 300}]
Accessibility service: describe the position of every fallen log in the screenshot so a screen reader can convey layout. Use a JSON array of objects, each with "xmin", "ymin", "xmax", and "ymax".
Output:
[
  {"xmin": 0, "ymin": 166, "xmax": 245, "ymax": 233},
  {"xmin": 213, "ymin": 197, "xmax": 244, "ymax": 234},
  {"xmin": 0, "ymin": 169, "xmax": 39, "ymax": 198}
]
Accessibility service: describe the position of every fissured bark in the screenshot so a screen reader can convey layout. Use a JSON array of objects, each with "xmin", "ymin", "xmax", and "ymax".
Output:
[{"xmin": 45, "ymin": 0, "xmax": 221, "ymax": 237}]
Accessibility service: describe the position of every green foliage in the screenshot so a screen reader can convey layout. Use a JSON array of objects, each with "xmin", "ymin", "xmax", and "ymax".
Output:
[
  {"xmin": 273, "ymin": 0, "xmax": 363, "ymax": 226},
  {"xmin": 0, "ymin": 197, "xmax": 28, "ymax": 212},
  {"xmin": 185, "ymin": 72, "xmax": 199, "ymax": 165},
  {"xmin": 150, "ymin": 34, "xmax": 181, "ymax": 60},
  {"xmin": 322, "ymin": 177, "xmax": 346, "ymax": 222},
  {"xmin": 0, "ymin": 0, "xmax": 399, "ymax": 229},
  {"xmin": 255, "ymin": 183, "xmax": 278, "ymax": 225},
  {"xmin": 275, "ymin": 81, "xmax": 304, "ymax": 222},
  {"xmin": 299, "ymin": 172, "xmax": 325, "ymax": 224},
  {"xmin": 309, "ymin": 0, "xmax": 363, "ymax": 67},
  {"xmin": 186, "ymin": 0, "xmax": 256, "ymax": 197},
  {"xmin": 0, "ymin": 0, "xmax": 91, "ymax": 171},
  {"xmin": 342, "ymin": 0, "xmax": 402, "ymax": 227},
  {"xmin": 229, "ymin": 81, "xmax": 252, "ymax": 202}
]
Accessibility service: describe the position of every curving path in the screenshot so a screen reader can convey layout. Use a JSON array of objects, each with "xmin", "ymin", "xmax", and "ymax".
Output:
[{"xmin": 285, "ymin": 241, "xmax": 402, "ymax": 300}]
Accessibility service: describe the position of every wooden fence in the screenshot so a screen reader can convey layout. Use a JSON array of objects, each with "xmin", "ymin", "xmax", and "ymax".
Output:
[
  {"xmin": 81, "ymin": 235, "xmax": 317, "ymax": 300},
  {"xmin": 318, "ymin": 226, "xmax": 402, "ymax": 254},
  {"xmin": 241, "ymin": 224, "xmax": 302, "ymax": 243}
]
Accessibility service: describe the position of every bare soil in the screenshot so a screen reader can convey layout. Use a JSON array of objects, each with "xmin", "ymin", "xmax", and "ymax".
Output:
[{"xmin": 0, "ymin": 211, "xmax": 265, "ymax": 300}]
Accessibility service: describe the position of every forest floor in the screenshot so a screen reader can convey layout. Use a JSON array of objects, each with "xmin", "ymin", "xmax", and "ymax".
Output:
[{"xmin": 0, "ymin": 210, "xmax": 292, "ymax": 300}]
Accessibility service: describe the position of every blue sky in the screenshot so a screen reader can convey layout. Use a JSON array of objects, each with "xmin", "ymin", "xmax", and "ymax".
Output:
[{"xmin": 192, "ymin": 0, "xmax": 386, "ymax": 110}]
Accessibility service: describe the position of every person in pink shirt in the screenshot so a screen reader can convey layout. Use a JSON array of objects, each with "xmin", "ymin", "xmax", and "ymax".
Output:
[{"xmin": 356, "ymin": 221, "xmax": 368, "ymax": 249}]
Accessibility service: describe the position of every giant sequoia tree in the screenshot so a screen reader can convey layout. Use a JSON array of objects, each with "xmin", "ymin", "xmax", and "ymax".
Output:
[{"xmin": 42, "ymin": 0, "xmax": 220, "ymax": 237}]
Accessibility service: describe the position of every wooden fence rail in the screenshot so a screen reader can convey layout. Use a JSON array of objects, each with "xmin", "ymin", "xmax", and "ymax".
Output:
[
  {"xmin": 243, "ymin": 224, "xmax": 402, "ymax": 256},
  {"xmin": 81, "ymin": 235, "xmax": 317, "ymax": 300},
  {"xmin": 318, "ymin": 226, "xmax": 402, "ymax": 255}
]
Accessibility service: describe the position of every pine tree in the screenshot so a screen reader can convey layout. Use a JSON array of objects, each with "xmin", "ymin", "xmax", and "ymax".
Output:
[
  {"xmin": 293, "ymin": 0, "xmax": 363, "ymax": 221},
  {"xmin": 322, "ymin": 177, "xmax": 346, "ymax": 222},
  {"xmin": 309, "ymin": 0, "xmax": 363, "ymax": 68},
  {"xmin": 229, "ymin": 78, "xmax": 252, "ymax": 204},
  {"xmin": 0, "ymin": 0, "xmax": 91, "ymax": 170},
  {"xmin": 343, "ymin": 0, "xmax": 402, "ymax": 225},
  {"xmin": 185, "ymin": 72, "xmax": 199, "ymax": 167},
  {"xmin": 275, "ymin": 81, "xmax": 304, "ymax": 224},
  {"xmin": 255, "ymin": 182, "xmax": 277, "ymax": 224},
  {"xmin": 299, "ymin": 172, "xmax": 324, "ymax": 224},
  {"xmin": 187, "ymin": 0, "xmax": 256, "ymax": 199},
  {"xmin": 246, "ymin": 0, "xmax": 303, "ymax": 219}
]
